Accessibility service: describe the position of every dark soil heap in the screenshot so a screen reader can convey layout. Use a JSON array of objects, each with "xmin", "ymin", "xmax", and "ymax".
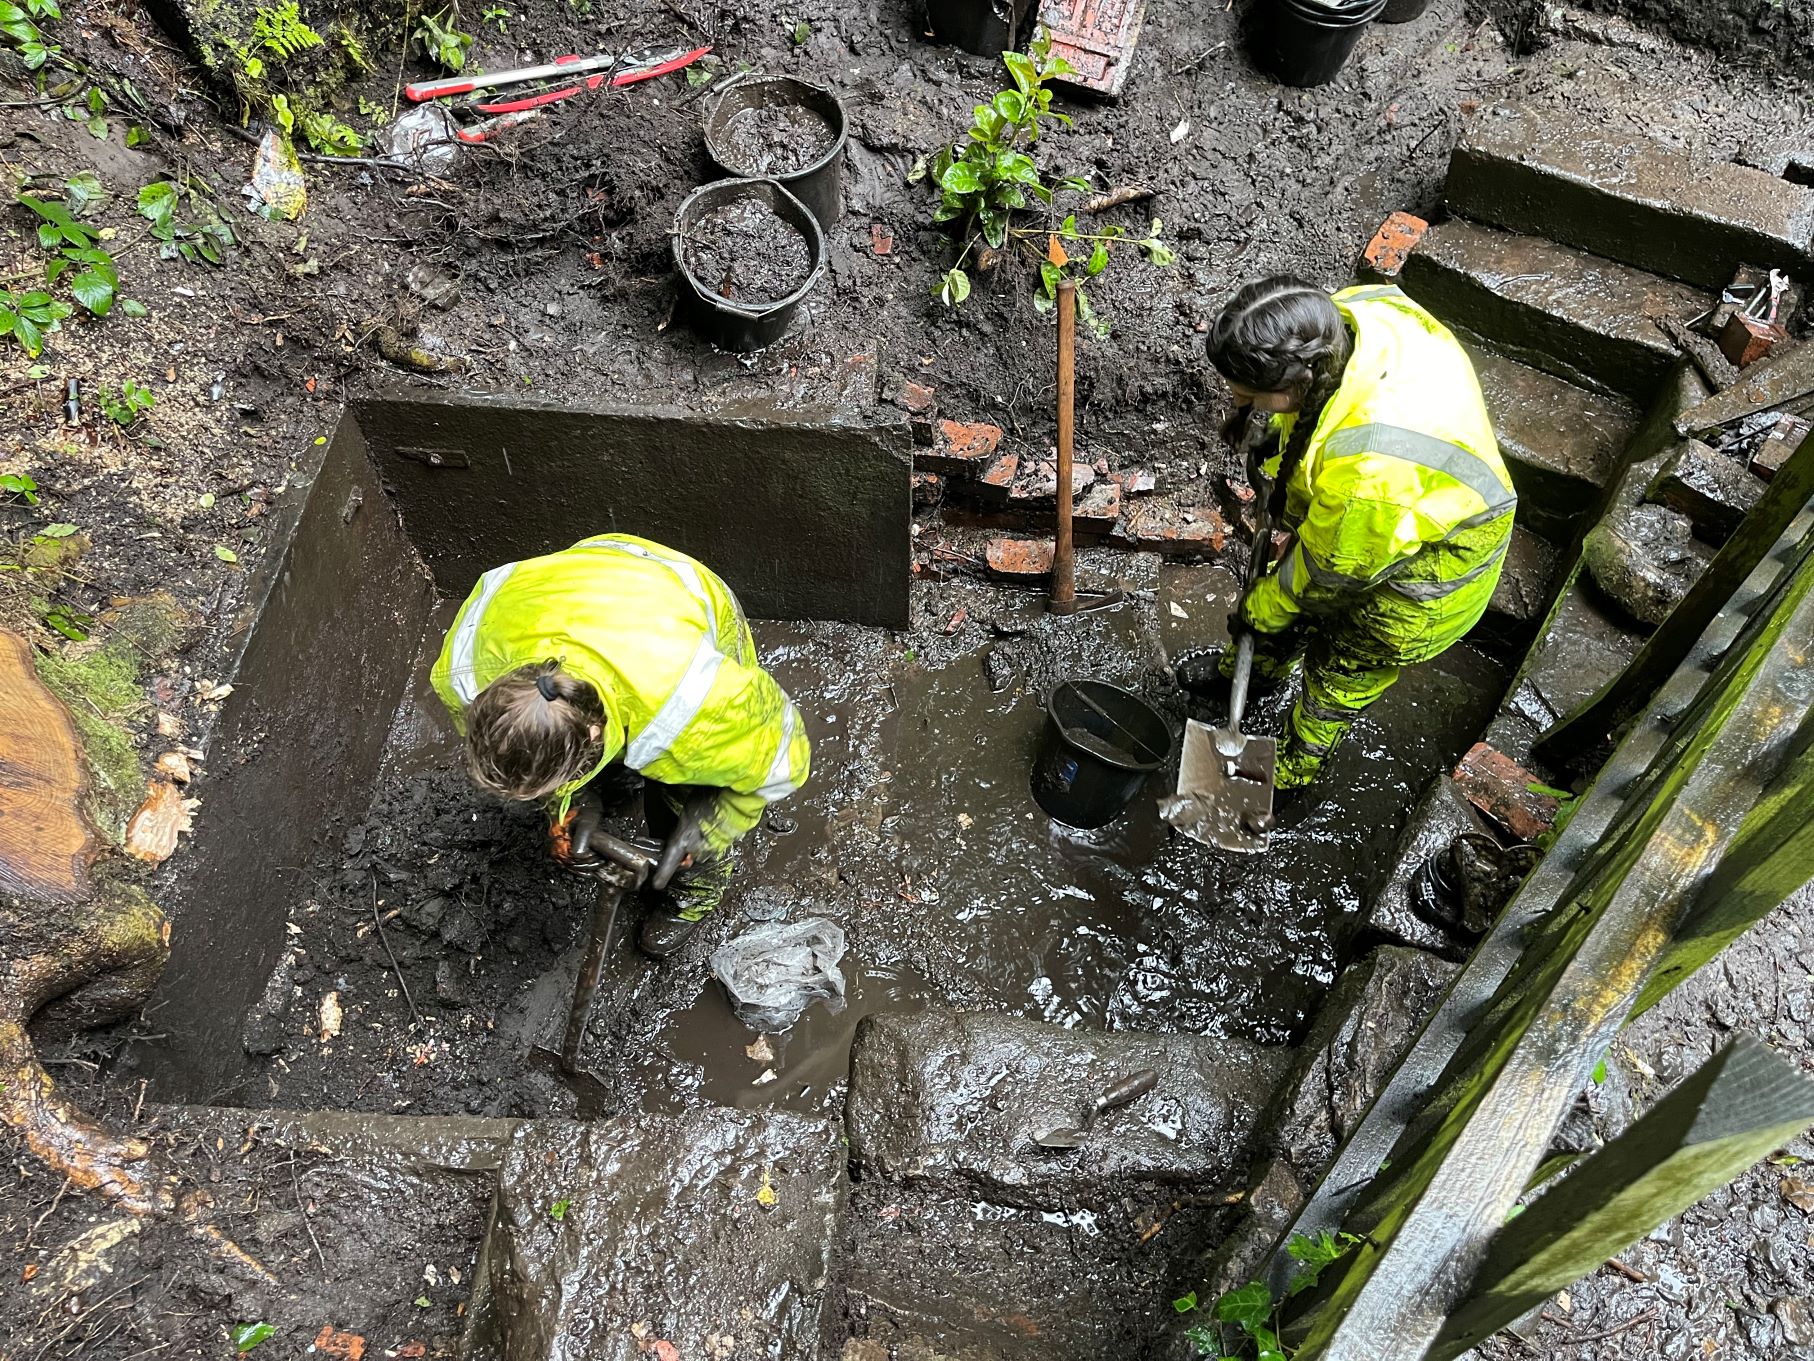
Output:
[
  {"xmin": 715, "ymin": 102, "xmax": 840, "ymax": 175},
  {"xmin": 683, "ymin": 195, "xmax": 815, "ymax": 305}
]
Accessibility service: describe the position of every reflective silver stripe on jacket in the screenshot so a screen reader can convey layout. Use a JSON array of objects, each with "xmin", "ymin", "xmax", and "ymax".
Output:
[
  {"xmin": 581, "ymin": 536, "xmax": 720, "ymax": 648},
  {"xmin": 1385, "ymin": 533, "xmax": 1512, "ymax": 601},
  {"xmin": 1321, "ymin": 422, "xmax": 1517, "ymax": 515},
  {"xmin": 448, "ymin": 564, "xmax": 516, "ymax": 704},
  {"xmin": 756, "ymin": 701, "xmax": 802, "ymax": 801},
  {"xmin": 1339, "ymin": 284, "xmax": 1409, "ymax": 304},
  {"xmin": 625, "ymin": 639, "xmax": 725, "ymax": 769}
]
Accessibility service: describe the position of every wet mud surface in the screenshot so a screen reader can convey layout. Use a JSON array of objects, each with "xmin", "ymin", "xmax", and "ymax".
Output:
[
  {"xmin": 683, "ymin": 195, "xmax": 817, "ymax": 305},
  {"xmin": 715, "ymin": 103, "xmax": 840, "ymax": 176}
]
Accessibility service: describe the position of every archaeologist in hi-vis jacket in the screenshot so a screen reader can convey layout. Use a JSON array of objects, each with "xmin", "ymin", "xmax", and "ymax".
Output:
[
  {"xmin": 430, "ymin": 534, "xmax": 811, "ymax": 958},
  {"xmin": 1193, "ymin": 276, "xmax": 1516, "ymax": 791}
]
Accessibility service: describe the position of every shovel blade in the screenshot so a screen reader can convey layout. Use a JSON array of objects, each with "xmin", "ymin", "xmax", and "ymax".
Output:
[{"xmin": 1161, "ymin": 719, "xmax": 1277, "ymax": 853}]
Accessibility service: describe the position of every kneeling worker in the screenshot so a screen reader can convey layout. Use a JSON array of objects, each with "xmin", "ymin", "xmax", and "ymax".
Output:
[
  {"xmin": 431, "ymin": 533, "xmax": 811, "ymax": 957},
  {"xmin": 1200, "ymin": 276, "xmax": 1516, "ymax": 790}
]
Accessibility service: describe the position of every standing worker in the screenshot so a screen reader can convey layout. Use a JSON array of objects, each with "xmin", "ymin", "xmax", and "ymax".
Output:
[
  {"xmin": 1188, "ymin": 276, "xmax": 1516, "ymax": 791},
  {"xmin": 431, "ymin": 533, "xmax": 811, "ymax": 957}
]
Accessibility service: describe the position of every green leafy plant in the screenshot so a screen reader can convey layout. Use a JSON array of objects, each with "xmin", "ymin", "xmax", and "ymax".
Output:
[
  {"xmin": 137, "ymin": 179, "xmax": 236, "ymax": 265},
  {"xmin": 252, "ymin": 1, "xmax": 322, "ymax": 59},
  {"xmin": 64, "ymin": 84, "xmax": 105, "ymax": 138},
  {"xmin": 17, "ymin": 195, "xmax": 119, "ymax": 317},
  {"xmin": 0, "ymin": 0, "xmax": 60, "ymax": 69},
  {"xmin": 548, "ymin": 1197, "xmax": 571, "ymax": 1221},
  {"xmin": 299, "ymin": 109, "xmax": 363, "ymax": 155},
  {"xmin": 1177, "ymin": 1232, "xmax": 1361, "ymax": 1359},
  {"xmin": 42, "ymin": 602, "xmax": 94, "ymax": 642},
  {"xmin": 480, "ymin": 4, "xmax": 508, "ymax": 30},
  {"xmin": 63, "ymin": 170, "xmax": 106, "ymax": 217},
  {"xmin": 1, "ymin": 473, "xmax": 42, "ymax": 505},
  {"xmin": 0, "ymin": 290, "xmax": 72, "ymax": 356},
  {"xmin": 925, "ymin": 29, "xmax": 1172, "ymax": 336},
  {"xmin": 230, "ymin": 1321, "xmax": 275, "ymax": 1353},
  {"xmin": 99, "ymin": 380, "xmax": 154, "ymax": 426},
  {"xmin": 357, "ymin": 94, "xmax": 389, "ymax": 123},
  {"xmin": 416, "ymin": 8, "xmax": 473, "ymax": 72}
]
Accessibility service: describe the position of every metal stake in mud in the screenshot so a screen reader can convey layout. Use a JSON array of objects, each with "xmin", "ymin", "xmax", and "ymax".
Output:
[{"xmin": 558, "ymin": 831, "xmax": 662, "ymax": 1075}]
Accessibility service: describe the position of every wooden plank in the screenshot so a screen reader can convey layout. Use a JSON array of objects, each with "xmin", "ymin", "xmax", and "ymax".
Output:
[
  {"xmin": 0, "ymin": 630, "xmax": 96, "ymax": 900},
  {"xmin": 1534, "ymin": 429, "xmax": 1814, "ymax": 763},
  {"xmin": 1431, "ymin": 1037, "xmax": 1814, "ymax": 1359}
]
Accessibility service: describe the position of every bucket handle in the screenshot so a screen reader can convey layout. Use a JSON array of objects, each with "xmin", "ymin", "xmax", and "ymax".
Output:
[{"xmin": 1060, "ymin": 681, "xmax": 1169, "ymax": 766}]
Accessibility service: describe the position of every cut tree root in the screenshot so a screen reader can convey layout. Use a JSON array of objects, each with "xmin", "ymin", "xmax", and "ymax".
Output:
[{"xmin": 0, "ymin": 884, "xmax": 274, "ymax": 1284}]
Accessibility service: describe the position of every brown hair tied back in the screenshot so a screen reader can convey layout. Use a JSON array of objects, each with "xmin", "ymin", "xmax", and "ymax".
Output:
[
  {"xmin": 464, "ymin": 658, "xmax": 605, "ymax": 802},
  {"xmin": 1207, "ymin": 275, "xmax": 1354, "ymax": 507}
]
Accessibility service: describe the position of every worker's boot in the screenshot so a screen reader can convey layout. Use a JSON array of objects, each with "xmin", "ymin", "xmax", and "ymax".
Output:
[
  {"xmin": 1173, "ymin": 644, "xmax": 1296, "ymax": 699},
  {"xmin": 636, "ymin": 853, "xmax": 735, "ymax": 959}
]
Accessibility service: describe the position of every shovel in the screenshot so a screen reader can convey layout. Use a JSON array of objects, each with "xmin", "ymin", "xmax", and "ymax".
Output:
[
  {"xmin": 1033, "ymin": 1067, "xmax": 1159, "ymax": 1150},
  {"xmin": 1162, "ymin": 417, "xmax": 1278, "ymax": 853}
]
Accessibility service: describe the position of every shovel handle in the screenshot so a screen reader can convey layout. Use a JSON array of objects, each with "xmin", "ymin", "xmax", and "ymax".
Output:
[{"xmin": 1226, "ymin": 630, "xmax": 1256, "ymax": 737}]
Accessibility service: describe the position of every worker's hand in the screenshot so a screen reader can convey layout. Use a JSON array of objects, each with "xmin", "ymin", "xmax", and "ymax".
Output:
[
  {"xmin": 652, "ymin": 789, "xmax": 721, "ymax": 892},
  {"xmin": 550, "ymin": 787, "xmax": 606, "ymax": 872}
]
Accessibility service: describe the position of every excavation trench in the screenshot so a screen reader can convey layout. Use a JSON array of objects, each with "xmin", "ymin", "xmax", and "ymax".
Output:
[{"xmin": 107, "ymin": 394, "xmax": 1505, "ymax": 1347}]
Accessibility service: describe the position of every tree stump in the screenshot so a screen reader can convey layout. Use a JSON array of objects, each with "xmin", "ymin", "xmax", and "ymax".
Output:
[{"xmin": 0, "ymin": 630, "xmax": 97, "ymax": 899}]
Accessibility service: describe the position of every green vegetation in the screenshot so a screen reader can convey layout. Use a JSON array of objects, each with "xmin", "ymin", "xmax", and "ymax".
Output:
[
  {"xmin": 0, "ymin": 0, "xmax": 61, "ymax": 69},
  {"xmin": 416, "ymin": 7, "xmax": 474, "ymax": 73},
  {"xmin": 137, "ymin": 179, "xmax": 236, "ymax": 265},
  {"xmin": 231, "ymin": 1322, "xmax": 275, "ymax": 1353},
  {"xmin": 480, "ymin": 5, "xmax": 509, "ymax": 31},
  {"xmin": 0, "ymin": 290, "xmax": 72, "ymax": 357},
  {"xmin": 1174, "ymin": 1232, "xmax": 1361, "ymax": 1359},
  {"xmin": 251, "ymin": 2, "xmax": 322, "ymax": 61},
  {"xmin": 924, "ymin": 29, "xmax": 1172, "ymax": 336},
  {"xmin": 99, "ymin": 380, "xmax": 154, "ymax": 427}
]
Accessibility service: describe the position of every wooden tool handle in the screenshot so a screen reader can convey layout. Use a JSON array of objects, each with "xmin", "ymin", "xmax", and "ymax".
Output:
[{"xmin": 1050, "ymin": 279, "xmax": 1078, "ymax": 611}]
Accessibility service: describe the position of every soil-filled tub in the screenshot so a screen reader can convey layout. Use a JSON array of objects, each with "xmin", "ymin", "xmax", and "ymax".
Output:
[
  {"xmin": 703, "ymin": 75, "xmax": 848, "ymax": 229},
  {"xmin": 672, "ymin": 177, "xmax": 826, "ymax": 351}
]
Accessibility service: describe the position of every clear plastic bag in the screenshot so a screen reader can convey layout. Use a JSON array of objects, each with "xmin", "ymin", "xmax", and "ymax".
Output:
[{"xmin": 710, "ymin": 918, "xmax": 847, "ymax": 1032}]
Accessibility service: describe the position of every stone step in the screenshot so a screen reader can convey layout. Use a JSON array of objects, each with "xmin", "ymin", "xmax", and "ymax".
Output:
[
  {"xmin": 466, "ymin": 1108, "xmax": 846, "ymax": 1360},
  {"xmin": 1399, "ymin": 219, "xmax": 1713, "ymax": 399},
  {"xmin": 1466, "ymin": 345, "xmax": 1639, "ymax": 542},
  {"xmin": 1475, "ymin": 523, "xmax": 1560, "ymax": 652},
  {"xmin": 1445, "ymin": 103, "xmax": 1814, "ymax": 290}
]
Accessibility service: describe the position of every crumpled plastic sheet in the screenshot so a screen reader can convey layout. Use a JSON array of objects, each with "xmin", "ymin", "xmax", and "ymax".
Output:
[
  {"xmin": 382, "ymin": 102, "xmax": 460, "ymax": 173},
  {"xmin": 711, "ymin": 918, "xmax": 847, "ymax": 1032}
]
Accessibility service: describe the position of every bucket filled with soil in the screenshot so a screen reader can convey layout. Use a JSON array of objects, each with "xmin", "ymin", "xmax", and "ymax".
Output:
[
  {"xmin": 672, "ymin": 177, "xmax": 826, "ymax": 351},
  {"xmin": 703, "ymin": 75, "xmax": 848, "ymax": 230},
  {"xmin": 1252, "ymin": 0, "xmax": 1388, "ymax": 87}
]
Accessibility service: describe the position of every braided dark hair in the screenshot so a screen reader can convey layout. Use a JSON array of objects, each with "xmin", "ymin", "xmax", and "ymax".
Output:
[
  {"xmin": 1207, "ymin": 276, "xmax": 1353, "ymax": 509},
  {"xmin": 464, "ymin": 658, "xmax": 606, "ymax": 801}
]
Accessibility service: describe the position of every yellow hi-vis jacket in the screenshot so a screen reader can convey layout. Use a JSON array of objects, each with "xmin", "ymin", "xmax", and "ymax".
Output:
[
  {"xmin": 430, "ymin": 534, "xmax": 811, "ymax": 846},
  {"xmin": 1246, "ymin": 284, "xmax": 1516, "ymax": 656}
]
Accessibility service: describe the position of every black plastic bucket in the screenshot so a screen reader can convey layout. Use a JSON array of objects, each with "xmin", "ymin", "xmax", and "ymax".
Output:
[
  {"xmin": 1378, "ymin": 0, "xmax": 1433, "ymax": 20},
  {"xmin": 671, "ymin": 177, "xmax": 826, "ymax": 352},
  {"xmin": 1030, "ymin": 681, "xmax": 1174, "ymax": 829},
  {"xmin": 703, "ymin": 75, "xmax": 848, "ymax": 232},
  {"xmin": 1253, "ymin": 0, "xmax": 1388, "ymax": 88}
]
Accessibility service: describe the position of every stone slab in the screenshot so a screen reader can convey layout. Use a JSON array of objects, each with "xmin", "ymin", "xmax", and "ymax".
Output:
[
  {"xmin": 1447, "ymin": 103, "xmax": 1814, "ymax": 288},
  {"xmin": 1582, "ymin": 499, "xmax": 1714, "ymax": 627},
  {"xmin": 1646, "ymin": 438, "xmax": 1765, "ymax": 544},
  {"xmin": 1676, "ymin": 338, "xmax": 1814, "ymax": 438},
  {"xmin": 1364, "ymin": 774, "xmax": 1491, "ymax": 956},
  {"xmin": 1466, "ymin": 344, "xmax": 1639, "ymax": 541},
  {"xmin": 1507, "ymin": 570, "xmax": 1645, "ymax": 746},
  {"xmin": 1400, "ymin": 219, "xmax": 1713, "ymax": 399},
  {"xmin": 484, "ymin": 1109, "xmax": 845, "ymax": 1361},
  {"xmin": 354, "ymin": 391, "xmax": 913, "ymax": 629},
  {"xmin": 1484, "ymin": 524, "xmax": 1559, "ymax": 629},
  {"xmin": 846, "ymin": 1008, "xmax": 1288, "ymax": 1208}
]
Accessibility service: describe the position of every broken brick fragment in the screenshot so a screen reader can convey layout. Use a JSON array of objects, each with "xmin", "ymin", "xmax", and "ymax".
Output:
[
  {"xmin": 895, "ymin": 381, "xmax": 938, "ymax": 446},
  {"xmin": 975, "ymin": 451, "xmax": 1020, "ymax": 500},
  {"xmin": 912, "ymin": 472, "xmax": 945, "ymax": 509},
  {"xmin": 1361, "ymin": 211, "xmax": 1429, "ymax": 280},
  {"xmin": 986, "ymin": 537, "xmax": 1055, "ymax": 581},
  {"xmin": 1753, "ymin": 414, "xmax": 1810, "ymax": 482},
  {"xmin": 917, "ymin": 419, "xmax": 1005, "ymax": 476},
  {"xmin": 1114, "ymin": 502, "xmax": 1230, "ymax": 560},
  {"xmin": 871, "ymin": 222, "xmax": 895, "ymax": 256},
  {"xmin": 1008, "ymin": 459, "xmax": 1097, "ymax": 506},
  {"xmin": 1076, "ymin": 478, "xmax": 1122, "ymax": 527},
  {"xmin": 1719, "ymin": 311, "xmax": 1789, "ymax": 368},
  {"xmin": 1646, "ymin": 438, "xmax": 1763, "ymax": 544},
  {"xmin": 312, "ymin": 1327, "xmax": 367, "ymax": 1361},
  {"xmin": 1451, "ymin": 742, "xmax": 1561, "ymax": 842},
  {"xmin": 1113, "ymin": 468, "xmax": 1156, "ymax": 496}
]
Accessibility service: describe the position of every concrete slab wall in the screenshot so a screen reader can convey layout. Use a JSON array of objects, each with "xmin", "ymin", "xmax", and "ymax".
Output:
[
  {"xmin": 1485, "ymin": 0, "xmax": 1814, "ymax": 77},
  {"xmin": 354, "ymin": 392, "xmax": 914, "ymax": 629},
  {"xmin": 142, "ymin": 418, "xmax": 436, "ymax": 1101}
]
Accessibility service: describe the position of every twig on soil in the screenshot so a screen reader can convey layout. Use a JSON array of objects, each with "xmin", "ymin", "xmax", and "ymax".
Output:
[
  {"xmin": 372, "ymin": 873, "xmax": 425, "ymax": 1030},
  {"xmin": 1604, "ymin": 1257, "xmax": 1648, "ymax": 1283},
  {"xmin": 26, "ymin": 1176, "xmax": 71, "ymax": 1247},
  {"xmin": 285, "ymin": 1155, "xmax": 328, "ymax": 1274},
  {"xmin": 1082, "ymin": 185, "xmax": 1156, "ymax": 214},
  {"xmin": 1561, "ymin": 1306, "xmax": 1659, "ymax": 1346},
  {"xmin": 1171, "ymin": 42, "xmax": 1227, "ymax": 75}
]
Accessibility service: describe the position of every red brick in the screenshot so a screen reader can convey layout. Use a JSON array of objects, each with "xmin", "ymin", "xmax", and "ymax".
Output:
[
  {"xmin": 1076, "ymin": 478, "xmax": 1121, "ymax": 527},
  {"xmin": 1719, "ymin": 311, "xmax": 1789, "ymax": 368},
  {"xmin": 917, "ymin": 419, "xmax": 1005, "ymax": 476},
  {"xmin": 900, "ymin": 381, "xmax": 936, "ymax": 414},
  {"xmin": 1007, "ymin": 459, "xmax": 1097, "ymax": 506},
  {"xmin": 1753, "ymin": 414, "xmax": 1810, "ymax": 482},
  {"xmin": 1115, "ymin": 503, "xmax": 1230, "ymax": 559},
  {"xmin": 975, "ymin": 451, "xmax": 1020, "ymax": 500},
  {"xmin": 1362, "ymin": 211, "xmax": 1429, "ymax": 279},
  {"xmin": 871, "ymin": 222, "xmax": 895, "ymax": 256},
  {"xmin": 986, "ymin": 537, "xmax": 1055, "ymax": 581},
  {"xmin": 1112, "ymin": 468, "xmax": 1156, "ymax": 496},
  {"xmin": 1451, "ymin": 742, "xmax": 1562, "ymax": 842}
]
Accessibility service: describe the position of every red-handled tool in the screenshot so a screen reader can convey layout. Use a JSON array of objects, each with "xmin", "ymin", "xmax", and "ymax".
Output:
[
  {"xmin": 406, "ymin": 45, "xmax": 710, "ymax": 104},
  {"xmin": 473, "ymin": 45, "xmax": 712, "ymax": 113}
]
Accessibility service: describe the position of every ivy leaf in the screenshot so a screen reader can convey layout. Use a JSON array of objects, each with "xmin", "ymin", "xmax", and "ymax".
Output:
[
  {"xmin": 934, "ymin": 267, "xmax": 970, "ymax": 308},
  {"xmin": 214, "ymin": 545, "xmax": 239, "ymax": 563},
  {"xmin": 1171, "ymin": 1292, "xmax": 1198, "ymax": 1314},
  {"xmin": 1212, "ymin": 1281, "xmax": 1272, "ymax": 1331},
  {"xmin": 64, "ymin": 170, "xmax": 106, "ymax": 217},
  {"xmin": 136, "ymin": 180, "xmax": 178, "ymax": 229},
  {"xmin": 120, "ymin": 298, "xmax": 148, "ymax": 317},
  {"xmin": 230, "ymin": 1322, "xmax": 275, "ymax": 1353},
  {"xmin": 70, "ymin": 269, "xmax": 116, "ymax": 316},
  {"xmin": 38, "ymin": 522, "xmax": 77, "ymax": 537}
]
